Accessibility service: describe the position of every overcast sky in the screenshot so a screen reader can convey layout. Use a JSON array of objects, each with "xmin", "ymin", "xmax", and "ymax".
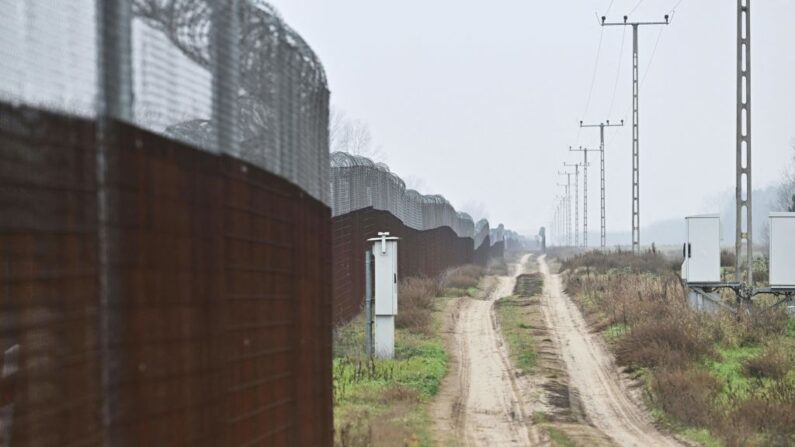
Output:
[{"xmin": 269, "ymin": 0, "xmax": 795, "ymax": 240}]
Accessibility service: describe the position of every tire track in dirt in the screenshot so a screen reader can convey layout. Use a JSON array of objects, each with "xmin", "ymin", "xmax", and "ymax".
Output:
[
  {"xmin": 432, "ymin": 256, "xmax": 535, "ymax": 446},
  {"xmin": 538, "ymin": 255, "xmax": 683, "ymax": 447}
]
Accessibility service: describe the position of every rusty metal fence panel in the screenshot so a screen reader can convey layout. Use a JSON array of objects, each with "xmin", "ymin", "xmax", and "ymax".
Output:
[
  {"xmin": 331, "ymin": 208, "xmax": 474, "ymax": 323},
  {"xmin": 0, "ymin": 107, "xmax": 332, "ymax": 446}
]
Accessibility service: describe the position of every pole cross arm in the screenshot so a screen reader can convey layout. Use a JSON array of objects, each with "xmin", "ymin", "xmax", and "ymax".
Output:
[
  {"xmin": 600, "ymin": 15, "xmax": 670, "ymax": 26},
  {"xmin": 580, "ymin": 119, "xmax": 625, "ymax": 128}
]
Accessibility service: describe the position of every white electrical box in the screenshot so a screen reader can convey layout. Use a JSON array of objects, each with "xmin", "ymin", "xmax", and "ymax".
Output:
[
  {"xmin": 769, "ymin": 212, "xmax": 795, "ymax": 289},
  {"xmin": 368, "ymin": 234, "xmax": 399, "ymax": 359},
  {"xmin": 683, "ymin": 215, "xmax": 721, "ymax": 284},
  {"xmin": 371, "ymin": 236, "xmax": 398, "ymax": 316}
]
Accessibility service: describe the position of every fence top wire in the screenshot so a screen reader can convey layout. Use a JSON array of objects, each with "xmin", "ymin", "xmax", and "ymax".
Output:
[
  {"xmin": 1, "ymin": 0, "xmax": 330, "ymax": 205},
  {"xmin": 331, "ymin": 151, "xmax": 479, "ymax": 241}
]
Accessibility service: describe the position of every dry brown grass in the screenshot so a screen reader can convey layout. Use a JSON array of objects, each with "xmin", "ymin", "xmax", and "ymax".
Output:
[
  {"xmin": 561, "ymin": 251, "xmax": 795, "ymax": 446},
  {"xmin": 561, "ymin": 249, "xmax": 679, "ymax": 276},
  {"xmin": 441, "ymin": 264, "xmax": 484, "ymax": 290},
  {"xmin": 743, "ymin": 346, "xmax": 791, "ymax": 380},
  {"xmin": 396, "ymin": 277, "xmax": 442, "ymax": 335},
  {"xmin": 651, "ymin": 367, "xmax": 721, "ymax": 428}
]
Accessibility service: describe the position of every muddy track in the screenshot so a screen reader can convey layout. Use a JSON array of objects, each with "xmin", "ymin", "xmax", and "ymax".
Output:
[
  {"xmin": 432, "ymin": 256, "xmax": 536, "ymax": 446},
  {"xmin": 538, "ymin": 255, "xmax": 683, "ymax": 447}
]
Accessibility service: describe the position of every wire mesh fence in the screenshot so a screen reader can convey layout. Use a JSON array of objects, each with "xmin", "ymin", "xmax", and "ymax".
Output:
[
  {"xmin": 0, "ymin": 1, "xmax": 332, "ymax": 445},
  {"xmin": 330, "ymin": 152, "xmax": 477, "ymax": 240}
]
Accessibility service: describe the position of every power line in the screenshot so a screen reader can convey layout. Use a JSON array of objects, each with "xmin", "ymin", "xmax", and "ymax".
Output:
[
  {"xmin": 669, "ymin": 0, "xmax": 686, "ymax": 13},
  {"xmin": 607, "ymin": 27, "xmax": 627, "ymax": 117},
  {"xmin": 629, "ymin": 0, "xmax": 646, "ymax": 16},
  {"xmin": 605, "ymin": 26, "xmax": 668, "ymax": 147},
  {"xmin": 581, "ymin": 27, "xmax": 605, "ymax": 122},
  {"xmin": 605, "ymin": 0, "xmax": 616, "ymax": 16}
]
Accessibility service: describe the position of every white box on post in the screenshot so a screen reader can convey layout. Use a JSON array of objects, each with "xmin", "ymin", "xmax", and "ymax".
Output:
[
  {"xmin": 368, "ymin": 232, "xmax": 399, "ymax": 358},
  {"xmin": 683, "ymin": 215, "xmax": 721, "ymax": 285},
  {"xmin": 769, "ymin": 212, "xmax": 795, "ymax": 290}
]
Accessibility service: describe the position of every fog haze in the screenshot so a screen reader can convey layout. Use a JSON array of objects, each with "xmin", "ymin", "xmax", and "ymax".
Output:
[{"xmin": 269, "ymin": 0, "xmax": 795, "ymax": 243}]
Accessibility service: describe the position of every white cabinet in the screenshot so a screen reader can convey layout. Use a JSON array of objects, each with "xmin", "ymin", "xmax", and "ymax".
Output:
[
  {"xmin": 684, "ymin": 215, "xmax": 721, "ymax": 284},
  {"xmin": 369, "ymin": 234, "xmax": 399, "ymax": 358},
  {"xmin": 372, "ymin": 237, "xmax": 398, "ymax": 316},
  {"xmin": 769, "ymin": 212, "xmax": 795, "ymax": 289}
]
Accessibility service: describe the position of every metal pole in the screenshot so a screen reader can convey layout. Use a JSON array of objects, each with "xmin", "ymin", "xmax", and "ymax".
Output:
[
  {"xmin": 632, "ymin": 24, "xmax": 640, "ymax": 253},
  {"xmin": 559, "ymin": 172, "xmax": 574, "ymax": 246},
  {"xmin": 97, "ymin": 1, "xmax": 131, "ymax": 445},
  {"xmin": 564, "ymin": 164, "xmax": 583, "ymax": 247},
  {"xmin": 580, "ymin": 121, "xmax": 623, "ymax": 248},
  {"xmin": 600, "ymin": 125, "xmax": 605, "ymax": 247},
  {"xmin": 601, "ymin": 15, "xmax": 670, "ymax": 253},
  {"xmin": 364, "ymin": 250, "xmax": 374, "ymax": 357},
  {"xmin": 736, "ymin": 0, "xmax": 752, "ymax": 285}
]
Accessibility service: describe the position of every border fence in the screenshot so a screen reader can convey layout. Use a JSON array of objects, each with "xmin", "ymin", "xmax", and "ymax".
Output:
[
  {"xmin": 330, "ymin": 152, "xmax": 527, "ymax": 323},
  {"xmin": 1, "ymin": 1, "xmax": 332, "ymax": 446}
]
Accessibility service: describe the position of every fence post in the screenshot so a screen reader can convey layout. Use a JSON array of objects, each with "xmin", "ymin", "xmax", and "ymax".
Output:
[
  {"xmin": 211, "ymin": 0, "xmax": 240, "ymax": 154},
  {"xmin": 364, "ymin": 250, "xmax": 374, "ymax": 357},
  {"xmin": 96, "ymin": 1, "xmax": 132, "ymax": 445}
]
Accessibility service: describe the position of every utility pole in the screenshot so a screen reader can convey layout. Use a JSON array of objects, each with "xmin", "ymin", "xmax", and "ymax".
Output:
[
  {"xmin": 570, "ymin": 145, "xmax": 601, "ymax": 248},
  {"xmin": 580, "ymin": 120, "xmax": 624, "ymax": 248},
  {"xmin": 556, "ymin": 186, "xmax": 567, "ymax": 246},
  {"xmin": 601, "ymin": 14, "xmax": 670, "ymax": 253},
  {"xmin": 735, "ymin": 0, "xmax": 752, "ymax": 285},
  {"xmin": 564, "ymin": 163, "xmax": 585, "ymax": 247},
  {"xmin": 558, "ymin": 172, "xmax": 573, "ymax": 247}
]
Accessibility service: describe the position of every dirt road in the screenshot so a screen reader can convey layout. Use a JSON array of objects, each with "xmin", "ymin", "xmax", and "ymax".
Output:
[
  {"xmin": 538, "ymin": 255, "xmax": 683, "ymax": 447},
  {"xmin": 433, "ymin": 256, "xmax": 534, "ymax": 446}
]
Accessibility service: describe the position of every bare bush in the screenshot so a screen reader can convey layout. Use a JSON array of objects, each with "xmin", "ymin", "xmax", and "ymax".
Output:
[
  {"xmin": 616, "ymin": 317, "xmax": 712, "ymax": 369},
  {"xmin": 441, "ymin": 265, "xmax": 484, "ymax": 290},
  {"xmin": 743, "ymin": 347, "xmax": 791, "ymax": 380},
  {"xmin": 396, "ymin": 277, "xmax": 442, "ymax": 334},
  {"xmin": 561, "ymin": 249, "xmax": 677, "ymax": 275},
  {"xmin": 651, "ymin": 368, "xmax": 721, "ymax": 428},
  {"xmin": 721, "ymin": 249, "xmax": 736, "ymax": 267}
]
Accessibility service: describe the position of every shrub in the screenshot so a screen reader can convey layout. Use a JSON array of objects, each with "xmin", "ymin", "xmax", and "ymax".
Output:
[
  {"xmin": 487, "ymin": 258, "xmax": 509, "ymax": 276},
  {"xmin": 742, "ymin": 347, "xmax": 791, "ymax": 380},
  {"xmin": 721, "ymin": 249, "xmax": 736, "ymax": 267},
  {"xmin": 441, "ymin": 264, "xmax": 484, "ymax": 290},
  {"xmin": 616, "ymin": 317, "xmax": 712, "ymax": 369},
  {"xmin": 651, "ymin": 368, "xmax": 721, "ymax": 428},
  {"xmin": 396, "ymin": 277, "xmax": 441, "ymax": 334},
  {"xmin": 560, "ymin": 249, "xmax": 676, "ymax": 275}
]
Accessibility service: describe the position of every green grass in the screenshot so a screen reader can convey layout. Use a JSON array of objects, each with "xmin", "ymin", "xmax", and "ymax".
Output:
[
  {"xmin": 333, "ymin": 308, "xmax": 449, "ymax": 446},
  {"xmin": 495, "ymin": 296, "xmax": 538, "ymax": 371},
  {"xmin": 604, "ymin": 322, "xmax": 629, "ymax": 344},
  {"xmin": 682, "ymin": 427, "xmax": 724, "ymax": 447},
  {"xmin": 466, "ymin": 287, "xmax": 479, "ymax": 297},
  {"xmin": 545, "ymin": 426, "xmax": 576, "ymax": 447},
  {"xmin": 704, "ymin": 345, "xmax": 762, "ymax": 402}
]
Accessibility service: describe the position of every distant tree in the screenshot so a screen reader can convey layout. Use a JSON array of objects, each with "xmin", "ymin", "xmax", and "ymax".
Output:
[
  {"xmin": 775, "ymin": 142, "xmax": 795, "ymax": 211},
  {"xmin": 329, "ymin": 107, "xmax": 384, "ymax": 161}
]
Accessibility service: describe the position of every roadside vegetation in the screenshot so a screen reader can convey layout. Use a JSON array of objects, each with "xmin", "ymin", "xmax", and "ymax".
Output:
[
  {"xmin": 496, "ymin": 272, "xmax": 544, "ymax": 371},
  {"xmin": 561, "ymin": 250, "xmax": 795, "ymax": 447},
  {"xmin": 332, "ymin": 265, "xmax": 485, "ymax": 446}
]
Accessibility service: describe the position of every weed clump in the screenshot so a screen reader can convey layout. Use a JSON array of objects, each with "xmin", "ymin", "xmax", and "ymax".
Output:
[
  {"xmin": 441, "ymin": 264, "xmax": 484, "ymax": 290},
  {"xmin": 562, "ymin": 250, "xmax": 795, "ymax": 446},
  {"xmin": 396, "ymin": 277, "xmax": 442, "ymax": 335}
]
